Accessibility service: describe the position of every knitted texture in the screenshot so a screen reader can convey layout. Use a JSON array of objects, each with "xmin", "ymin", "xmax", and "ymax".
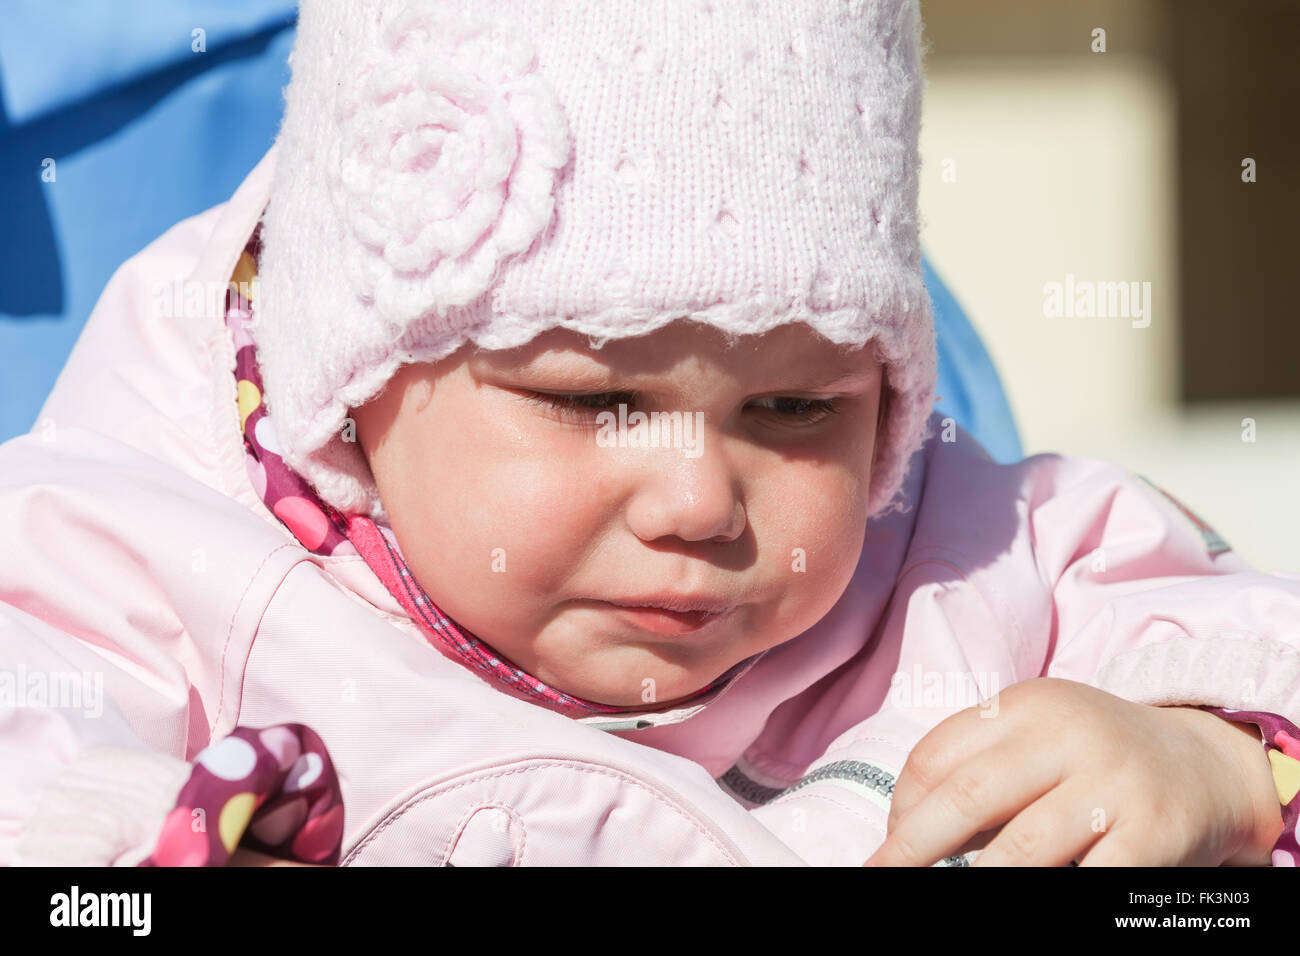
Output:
[{"xmin": 254, "ymin": 0, "xmax": 937, "ymax": 522}]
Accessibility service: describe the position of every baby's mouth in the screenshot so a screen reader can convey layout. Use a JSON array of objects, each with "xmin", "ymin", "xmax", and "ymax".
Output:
[{"xmin": 587, "ymin": 599, "xmax": 737, "ymax": 637}]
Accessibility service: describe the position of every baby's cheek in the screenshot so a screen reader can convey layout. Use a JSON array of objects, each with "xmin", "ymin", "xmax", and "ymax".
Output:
[
  {"xmin": 458, "ymin": 452, "xmax": 603, "ymax": 595},
  {"xmin": 770, "ymin": 465, "xmax": 869, "ymax": 618}
]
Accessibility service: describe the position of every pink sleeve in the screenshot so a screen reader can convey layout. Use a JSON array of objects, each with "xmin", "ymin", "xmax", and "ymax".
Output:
[
  {"xmin": 1030, "ymin": 467, "xmax": 1300, "ymax": 728},
  {"xmin": 1028, "ymin": 464, "xmax": 1300, "ymax": 866},
  {"xmin": 0, "ymin": 434, "xmax": 222, "ymax": 865},
  {"xmin": 2, "ymin": 602, "xmax": 346, "ymax": 867},
  {"xmin": 0, "ymin": 599, "xmax": 193, "ymax": 866}
]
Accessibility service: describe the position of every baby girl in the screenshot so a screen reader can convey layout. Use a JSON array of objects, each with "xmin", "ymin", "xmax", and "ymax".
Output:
[{"xmin": 3, "ymin": 0, "xmax": 1299, "ymax": 868}]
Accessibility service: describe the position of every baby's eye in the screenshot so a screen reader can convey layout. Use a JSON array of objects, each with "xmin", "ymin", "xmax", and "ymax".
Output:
[
  {"xmin": 748, "ymin": 396, "xmax": 840, "ymax": 424},
  {"xmin": 519, "ymin": 390, "xmax": 840, "ymax": 425},
  {"xmin": 520, "ymin": 390, "xmax": 633, "ymax": 418}
]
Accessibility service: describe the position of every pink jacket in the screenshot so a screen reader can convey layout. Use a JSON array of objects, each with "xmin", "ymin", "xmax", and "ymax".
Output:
[{"xmin": 5, "ymin": 145, "xmax": 1300, "ymax": 867}]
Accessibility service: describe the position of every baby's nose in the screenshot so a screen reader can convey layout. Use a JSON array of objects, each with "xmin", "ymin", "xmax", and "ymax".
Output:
[{"xmin": 622, "ymin": 441, "xmax": 746, "ymax": 544}]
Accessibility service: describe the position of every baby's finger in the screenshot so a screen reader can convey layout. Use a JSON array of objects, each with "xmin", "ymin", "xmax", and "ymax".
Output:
[
  {"xmin": 970, "ymin": 777, "xmax": 1109, "ymax": 866},
  {"xmin": 1075, "ymin": 818, "xmax": 1185, "ymax": 867},
  {"xmin": 887, "ymin": 699, "xmax": 1021, "ymax": 829},
  {"xmin": 866, "ymin": 738, "xmax": 1059, "ymax": 867}
]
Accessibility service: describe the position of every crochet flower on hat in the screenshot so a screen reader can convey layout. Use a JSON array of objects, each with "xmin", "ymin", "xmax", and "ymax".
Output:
[{"xmin": 326, "ymin": 2, "xmax": 572, "ymax": 326}]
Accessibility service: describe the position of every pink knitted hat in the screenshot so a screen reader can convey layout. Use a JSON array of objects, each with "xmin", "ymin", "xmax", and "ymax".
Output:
[{"xmin": 253, "ymin": 0, "xmax": 937, "ymax": 523}]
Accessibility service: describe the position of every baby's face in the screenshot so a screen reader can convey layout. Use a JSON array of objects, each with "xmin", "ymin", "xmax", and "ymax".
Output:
[{"xmin": 352, "ymin": 320, "xmax": 885, "ymax": 709}]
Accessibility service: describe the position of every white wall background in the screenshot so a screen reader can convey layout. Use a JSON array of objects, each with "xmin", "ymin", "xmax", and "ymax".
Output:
[{"xmin": 917, "ymin": 0, "xmax": 1300, "ymax": 574}]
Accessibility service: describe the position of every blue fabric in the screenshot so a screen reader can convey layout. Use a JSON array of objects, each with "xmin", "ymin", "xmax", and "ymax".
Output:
[
  {"xmin": 0, "ymin": 2, "xmax": 297, "ymax": 443},
  {"xmin": 928, "ymin": 258, "xmax": 1023, "ymax": 463},
  {"xmin": 0, "ymin": 3, "xmax": 1022, "ymax": 463}
]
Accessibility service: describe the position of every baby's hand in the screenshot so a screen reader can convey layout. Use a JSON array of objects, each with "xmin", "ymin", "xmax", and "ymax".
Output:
[{"xmin": 862, "ymin": 677, "xmax": 1283, "ymax": 866}]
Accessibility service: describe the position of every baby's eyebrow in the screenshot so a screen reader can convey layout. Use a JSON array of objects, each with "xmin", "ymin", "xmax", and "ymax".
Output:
[
  {"xmin": 789, "ymin": 365, "xmax": 880, "ymax": 390},
  {"xmin": 741, "ymin": 359, "xmax": 880, "ymax": 394},
  {"xmin": 477, "ymin": 351, "xmax": 878, "ymax": 391},
  {"xmin": 527, "ymin": 366, "xmax": 877, "ymax": 393}
]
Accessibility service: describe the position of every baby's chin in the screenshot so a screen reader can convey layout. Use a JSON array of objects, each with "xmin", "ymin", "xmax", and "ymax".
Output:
[
  {"xmin": 544, "ymin": 668, "xmax": 717, "ymax": 712},
  {"xmin": 526, "ymin": 640, "xmax": 727, "ymax": 712}
]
